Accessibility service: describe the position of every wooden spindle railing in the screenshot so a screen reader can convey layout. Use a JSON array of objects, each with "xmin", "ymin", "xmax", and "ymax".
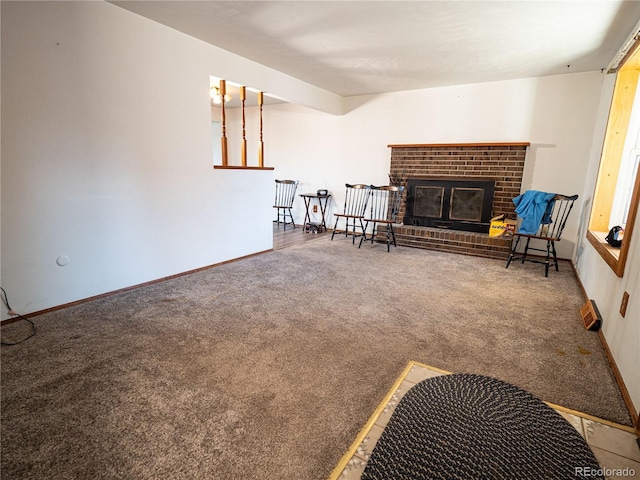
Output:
[
  {"xmin": 220, "ymin": 79, "xmax": 228, "ymax": 167},
  {"xmin": 258, "ymin": 91, "xmax": 264, "ymax": 168},
  {"xmin": 214, "ymin": 81, "xmax": 272, "ymax": 170},
  {"xmin": 241, "ymin": 86, "xmax": 247, "ymax": 167}
]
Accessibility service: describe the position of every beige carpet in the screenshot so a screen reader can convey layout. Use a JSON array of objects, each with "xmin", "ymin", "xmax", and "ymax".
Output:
[{"xmin": 1, "ymin": 238, "xmax": 631, "ymax": 479}]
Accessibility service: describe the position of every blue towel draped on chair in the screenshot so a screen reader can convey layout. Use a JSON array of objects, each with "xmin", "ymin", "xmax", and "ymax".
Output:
[{"xmin": 513, "ymin": 190, "xmax": 556, "ymax": 234}]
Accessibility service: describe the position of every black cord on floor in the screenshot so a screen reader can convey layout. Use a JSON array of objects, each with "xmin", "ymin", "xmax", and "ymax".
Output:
[{"xmin": 1, "ymin": 287, "xmax": 36, "ymax": 346}]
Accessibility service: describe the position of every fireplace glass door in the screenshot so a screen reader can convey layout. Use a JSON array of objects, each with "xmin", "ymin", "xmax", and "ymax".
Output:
[
  {"xmin": 415, "ymin": 186, "xmax": 444, "ymax": 218},
  {"xmin": 404, "ymin": 178, "xmax": 495, "ymax": 233},
  {"xmin": 449, "ymin": 188, "xmax": 484, "ymax": 222}
]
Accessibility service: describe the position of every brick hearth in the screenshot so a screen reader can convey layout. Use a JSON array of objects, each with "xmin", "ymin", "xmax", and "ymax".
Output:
[{"xmin": 389, "ymin": 143, "xmax": 528, "ymax": 259}]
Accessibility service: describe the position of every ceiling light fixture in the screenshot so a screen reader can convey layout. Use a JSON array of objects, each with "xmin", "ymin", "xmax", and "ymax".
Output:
[{"xmin": 210, "ymin": 86, "xmax": 231, "ymax": 105}]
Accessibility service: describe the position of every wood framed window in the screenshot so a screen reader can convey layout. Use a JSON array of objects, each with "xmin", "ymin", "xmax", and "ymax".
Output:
[{"xmin": 587, "ymin": 39, "xmax": 640, "ymax": 277}]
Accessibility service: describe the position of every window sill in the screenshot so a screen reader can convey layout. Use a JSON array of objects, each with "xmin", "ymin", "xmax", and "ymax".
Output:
[{"xmin": 587, "ymin": 230, "xmax": 623, "ymax": 277}]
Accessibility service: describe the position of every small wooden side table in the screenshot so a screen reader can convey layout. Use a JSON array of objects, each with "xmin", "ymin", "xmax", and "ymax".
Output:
[{"xmin": 299, "ymin": 193, "xmax": 331, "ymax": 233}]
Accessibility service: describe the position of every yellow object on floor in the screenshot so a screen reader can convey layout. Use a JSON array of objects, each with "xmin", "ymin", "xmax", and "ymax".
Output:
[{"xmin": 489, "ymin": 215, "xmax": 516, "ymax": 237}]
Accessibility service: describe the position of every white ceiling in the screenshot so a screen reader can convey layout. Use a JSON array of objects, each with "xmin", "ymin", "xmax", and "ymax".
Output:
[{"xmin": 112, "ymin": 1, "xmax": 640, "ymax": 98}]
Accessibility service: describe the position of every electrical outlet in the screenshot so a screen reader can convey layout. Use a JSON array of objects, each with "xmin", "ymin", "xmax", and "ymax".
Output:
[
  {"xmin": 313, "ymin": 205, "xmax": 318, "ymax": 213},
  {"xmin": 620, "ymin": 291, "xmax": 629, "ymax": 317}
]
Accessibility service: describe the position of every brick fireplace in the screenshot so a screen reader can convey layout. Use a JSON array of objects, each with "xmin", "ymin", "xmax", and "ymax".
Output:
[{"xmin": 389, "ymin": 143, "xmax": 528, "ymax": 259}]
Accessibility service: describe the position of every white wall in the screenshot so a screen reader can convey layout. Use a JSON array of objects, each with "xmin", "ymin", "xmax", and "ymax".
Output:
[
  {"xmin": 1, "ymin": 1, "xmax": 275, "ymax": 317},
  {"xmin": 576, "ymin": 73, "xmax": 640, "ymax": 415}
]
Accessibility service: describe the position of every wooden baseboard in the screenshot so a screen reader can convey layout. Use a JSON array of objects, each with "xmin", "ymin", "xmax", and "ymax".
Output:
[
  {"xmin": 1, "ymin": 249, "xmax": 272, "ymax": 325},
  {"xmin": 570, "ymin": 262, "xmax": 638, "ymax": 429},
  {"xmin": 597, "ymin": 329, "xmax": 639, "ymax": 427}
]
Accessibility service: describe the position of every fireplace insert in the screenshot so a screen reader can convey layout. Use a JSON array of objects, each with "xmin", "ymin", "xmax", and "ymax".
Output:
[{"xmin": 403, "ymin": 177, "xmax": 495, "ymax": 233}]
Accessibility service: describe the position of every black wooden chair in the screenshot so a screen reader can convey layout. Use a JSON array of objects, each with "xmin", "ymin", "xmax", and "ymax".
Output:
[
  {"xmin": 359, "ymin": 185, "xmax": 405, "ymax": 252},
  {"xmin": 505, "ymin": 193, "xmax": 578, "ymax": 276},
  {"xmin": 331, "ymin": 184, "xmax": 373, "ymax": 244},
  {"xmin": 273, "ymin": 179, "xmax": 299, "ymax": 230}
]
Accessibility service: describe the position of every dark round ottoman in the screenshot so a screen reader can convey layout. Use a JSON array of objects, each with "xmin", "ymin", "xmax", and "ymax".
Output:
[{"xmin": 362, "ymin": 373, "xmax": 603, "ymax": 480}]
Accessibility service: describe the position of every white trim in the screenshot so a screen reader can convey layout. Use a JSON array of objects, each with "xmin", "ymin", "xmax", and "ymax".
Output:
[{"xmin": 607, "ymin": 19, "xmax": 640, "ymax": 73}]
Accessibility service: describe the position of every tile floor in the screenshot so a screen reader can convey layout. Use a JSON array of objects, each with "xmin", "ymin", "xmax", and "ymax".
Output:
[{"xmin": 330, "ymin": 361, "xmax": 639, "ymax": 480}]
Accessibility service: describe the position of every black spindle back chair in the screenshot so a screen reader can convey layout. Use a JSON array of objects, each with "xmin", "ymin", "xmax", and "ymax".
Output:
[
  {"xmin": 359, "ymin": 185, "xmax": 405, "ymax": 252},
  {"xmin": 273, "ymin": 180, "xmax": 299, "ymax": 230},
  {"xmin": 505, "ymin": 193, "xmax": 578, "ymax": 276},
  {"xmin": 331, "ymin": 184, "xmax": 373, "ymax": 244}
]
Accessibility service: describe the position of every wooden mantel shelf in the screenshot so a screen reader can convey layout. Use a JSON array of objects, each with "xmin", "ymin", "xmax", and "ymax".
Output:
[
  {"xmin": 213, "ymin": 165, "xmax": 275, "ymax": 171},
  {"xmin": 388, "ymin": 142, "xmax": 530, "ymax": 148}
]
